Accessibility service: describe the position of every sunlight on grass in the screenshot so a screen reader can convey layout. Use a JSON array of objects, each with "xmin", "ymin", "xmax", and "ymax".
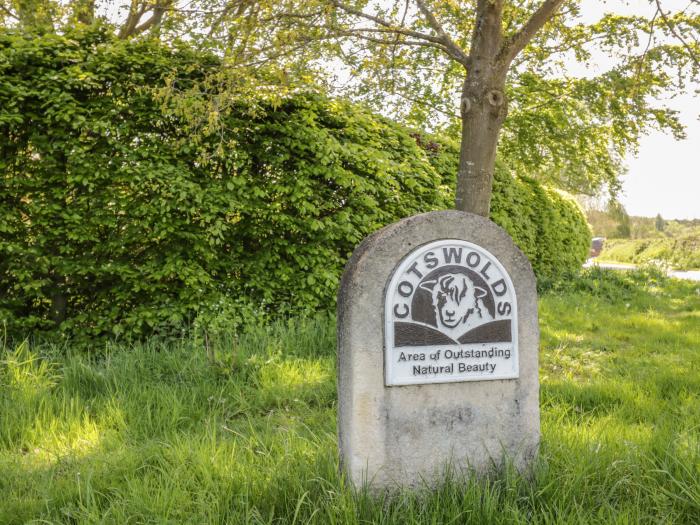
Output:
[
  {"xmin": 22, "ymin": 414, "xmax": 105, "ymax": 468},
  {"xmin": 257, "ymin": 358, "xmax": 333, "ymax": 402},
  {"xmin": 541, "ymin": 344, "xmax": 608, "ymax": 382},
  {"xmin": 3, "ymin": 340, "xmax": 58, "ymax": 393}
]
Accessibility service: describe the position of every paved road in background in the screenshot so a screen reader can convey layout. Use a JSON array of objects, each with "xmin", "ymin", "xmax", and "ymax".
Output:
[{"xmin": 584, "ymin": 260, "xmax": 700, "ymax": 282}]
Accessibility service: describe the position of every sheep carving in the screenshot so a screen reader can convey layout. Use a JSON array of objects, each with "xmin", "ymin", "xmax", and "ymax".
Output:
[{"xmin": 419, "ymin": 273, "xmax": 494, "ymax": 336}]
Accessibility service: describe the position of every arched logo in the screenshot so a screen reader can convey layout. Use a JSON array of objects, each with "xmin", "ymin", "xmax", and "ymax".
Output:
[{"xmin": 385, "ymin": 239, "xmax": 518, "ymax": 386}]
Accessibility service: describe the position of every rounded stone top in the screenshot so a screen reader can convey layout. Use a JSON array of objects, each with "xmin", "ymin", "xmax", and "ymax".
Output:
[{"xmin": 340, "ymin": 211, "xmax": 536, "ymax": 307}]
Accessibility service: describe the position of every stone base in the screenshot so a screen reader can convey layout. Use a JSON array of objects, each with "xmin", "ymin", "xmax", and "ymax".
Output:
[{"xmin": 337, "ymin": 211, "xmax": 540, "ymax": 489}]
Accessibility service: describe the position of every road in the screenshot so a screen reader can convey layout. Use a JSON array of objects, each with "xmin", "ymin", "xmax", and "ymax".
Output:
[{"xmin": 584, "ymin": 260, "xmax": 700, "ymax": 282}]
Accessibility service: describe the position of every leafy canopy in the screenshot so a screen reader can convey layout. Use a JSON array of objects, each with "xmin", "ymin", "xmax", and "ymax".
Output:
[{"xmin": 2, "ymin": 1, "xmax": 697, "ymax": 196}]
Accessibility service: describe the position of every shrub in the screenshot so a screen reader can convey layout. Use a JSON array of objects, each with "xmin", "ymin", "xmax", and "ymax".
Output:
[
  {"xmin": 0, "ymin": 28, "xmax": 448, "ymax": 340},
  {"xmin": 0, "ymin": 28, "xmax": 232, "ymax": 339},
  {"xmin": 0, "ymin": 28, "xmax": 590, "ymax": 342}
]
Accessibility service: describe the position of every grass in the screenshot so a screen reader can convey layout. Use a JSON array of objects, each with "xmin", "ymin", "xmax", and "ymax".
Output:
[{"xmin": 1, "ymin": 269, "xmax": 699, "ymax": 523}]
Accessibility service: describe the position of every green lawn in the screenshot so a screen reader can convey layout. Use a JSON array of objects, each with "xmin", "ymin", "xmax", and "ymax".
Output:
[{"xmin": 1, "ymin": 269, "xmax": 699, "ymax": 524}]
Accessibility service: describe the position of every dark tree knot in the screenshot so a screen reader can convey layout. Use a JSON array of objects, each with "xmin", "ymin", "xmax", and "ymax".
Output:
[{"xmin": 486, "ymin": 89, "xmax": 504, "ymax": 107}]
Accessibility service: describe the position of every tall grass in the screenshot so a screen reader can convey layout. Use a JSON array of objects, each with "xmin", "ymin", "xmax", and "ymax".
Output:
[{"xmin": 1, "ymin": 270, "xmax": 699, "ymax": 523}]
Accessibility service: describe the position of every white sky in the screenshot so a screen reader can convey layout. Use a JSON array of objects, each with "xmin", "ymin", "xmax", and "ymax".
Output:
[
  {"xmin": 623, "ymin": 93, "xmax": 698, "ymax": 220},
  {"xmin": 579, "ymin": 0, "xmax": 699, "ymax": 220}
]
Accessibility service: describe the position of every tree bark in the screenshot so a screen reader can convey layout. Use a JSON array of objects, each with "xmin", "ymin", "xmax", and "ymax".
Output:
[
  {"xmin": 455, "ymin": 0, "xmax": 507, "ymax": 218},
  {"xmin": 456, "ymin": 74, "xmax": 507, "ymax": 217}
]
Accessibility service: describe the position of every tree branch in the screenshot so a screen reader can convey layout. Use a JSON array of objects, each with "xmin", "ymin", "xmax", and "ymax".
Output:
[
  {"xmin": 118, "ymin": 0, "xmax": 174, "ymax": 38},
  {"xmin": 330, "ymin": 0, "xmax": 408, "ymax": 28},
  {"xmin": 332, "ymin": 30, "xmax": 450, "ymax": 53},
  {"xmin": 329, "ymin": 1, "xmax": 442, "ymax": 43},
  {"xmin": 331, "ymin": 24, "xmax": 444, "ymax": 44},
  {"xmin": 131, "ymin": 4, "xmax": 168, "ymax": 36},
  {"xmin": 205, "ymin": 0, "xmax": 256, "ymax": 40},
  {"xmin": 632, "ymin": 6, "xmax": 659, "ymax": 94},
  {"xmin": 654, "ymin": 0, "xmax": 700, "ymax": 68},
  {"xmin": 72, "ymin": 0, "xmax": 96, "ymax": 25},
  {"xmin": 0, "ymin": 3, "xmax": 18, "ymax": 20},
  {"xmin": 498, "ymin": 0, "xmax": 566, "ymax": 65},
  {"xmin": 118, "ymin": 0, "xmax": 147, "ymax": 38},
  {"xmin": 413, "ymin": 0, "xmax": 470, "ymax": 65},
  {"xmin": 330, "ymin": 0, "xmax": 469, "ymax": 65}
]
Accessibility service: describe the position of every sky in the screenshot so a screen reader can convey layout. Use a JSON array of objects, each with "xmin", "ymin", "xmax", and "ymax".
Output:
[
  {"xmin": 579, "ymin": 0, "xmax": 699, "ymax": 220},
  {"xmin": 623, "ymin": 93, "xmax": 698, "ymax": 220}
]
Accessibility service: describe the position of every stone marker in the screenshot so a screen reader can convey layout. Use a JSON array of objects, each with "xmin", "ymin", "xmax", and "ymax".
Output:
[{"xmin": 337, "ymin": 210, "xmax": 539, "ymax": 489}]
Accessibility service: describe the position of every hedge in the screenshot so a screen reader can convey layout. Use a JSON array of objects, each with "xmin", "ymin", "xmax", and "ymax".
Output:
[{"xmin": 0, "ymin": 28, "xmax": 590, "ymax": 342}]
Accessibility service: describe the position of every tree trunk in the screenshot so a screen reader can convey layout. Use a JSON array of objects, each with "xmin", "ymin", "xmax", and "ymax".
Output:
[
  {"xmin": 455, "ymin": 75, "xmax": 507, "ymax": 217},
  {"xmin": 455, "ymin": 0, "xmax": 507, "ymax": 218},
  {"xmin": 50, "ymin": 274, "xmax": 67, "ymax": 326}
]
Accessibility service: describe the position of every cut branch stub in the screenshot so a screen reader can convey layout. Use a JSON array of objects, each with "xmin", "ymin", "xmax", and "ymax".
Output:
[
  {"xmin": 460, "ymin": 96, "xmax": 472, "ymax": 116},
  {"xmin": 487, "ymin": 89, "xmax": 504, "ymax": 107}
]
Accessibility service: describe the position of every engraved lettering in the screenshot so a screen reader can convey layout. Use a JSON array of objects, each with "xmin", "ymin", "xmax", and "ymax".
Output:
[
  {"xmin": 442, "ymin": 247, "xmax": 462, "ymax": 264},
  {"xmin": 491, "ymin": 278, "xmax": 507, "ymax": 297},
  {"xmin": 458, "ymin": 363, "xmax": 497, "ymax": 373},
  {"xmin": 424, "ymin": 251, "xmax": 439, "ymax": 269},
  {"xmin": 398, "ymin": 281, "xmax": 413, "ymax": 297},
  {"xmin": 399, "ymin": 352, "xmax": 425, "ymax": 362},
  {"xmin": 394, "ymin": 303, "xmax": 409, "ymax": 318},
  {"xmin": 497, "ymin": 301, "xmax": 511, "ymax": 316},
  {"xmin": 466, "ymin": 251, "xmax": 481, "ymax": 268},
  {"xmin": 385, "ymin": 239, "xmax": 518, "ymax": 386},
  {"xmin": 406, "ymin": 261, "xmax": 423, "ymax": 279},
  {"xmin": 480, "ymin": 261, "xmax": 492, "ymax": 280}
]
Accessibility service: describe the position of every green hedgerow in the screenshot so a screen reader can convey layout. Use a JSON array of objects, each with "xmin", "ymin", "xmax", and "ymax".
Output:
[{"xmin": 0, "ymin": 27, "xmax": 590, "ymax": 343}]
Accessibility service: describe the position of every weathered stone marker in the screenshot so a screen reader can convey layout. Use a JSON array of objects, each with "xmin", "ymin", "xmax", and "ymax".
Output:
[{"xmin": 337, "ymin": 210, "xmax": 539, "ymax": 488}]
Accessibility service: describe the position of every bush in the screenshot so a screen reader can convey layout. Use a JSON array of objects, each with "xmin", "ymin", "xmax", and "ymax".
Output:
[
  {"xmin": 0, "ymin": 28, "xmax": 448, "ymax": 341},
  {"xmin": 1, "ymin": 29, "xmax": 232, "ymax": 339},
  {"xmin": 0, "ymin": 28, "xmax": 590, "ymax": 342}
]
